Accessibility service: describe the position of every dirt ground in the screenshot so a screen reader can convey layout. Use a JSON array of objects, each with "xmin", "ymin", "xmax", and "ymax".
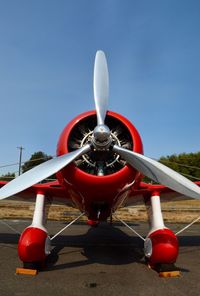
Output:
[{"xmin": 1, "ymin": 199, "xmax": 200, "ymax": 223}]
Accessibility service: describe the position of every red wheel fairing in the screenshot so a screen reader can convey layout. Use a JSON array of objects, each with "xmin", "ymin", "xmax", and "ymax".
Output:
[
  {"xmin": 18, "ymin": 227, "xmax": 48, "ymax": 263},
  {"xmin": 146, "ymin": 229, "xmax": 179, "ymax": 265}
]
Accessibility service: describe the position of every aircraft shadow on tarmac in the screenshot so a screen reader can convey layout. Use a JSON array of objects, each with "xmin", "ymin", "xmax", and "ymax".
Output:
[
  {"xmin": 45, "ymin": 223, "xmax": 144, "ymax": 271},
  {"xmin": 0, "ymin": 223, "xmax": 200, "ymax": 272}
]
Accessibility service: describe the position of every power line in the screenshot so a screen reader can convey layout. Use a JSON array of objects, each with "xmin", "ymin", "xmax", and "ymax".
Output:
[
  {"xmin": 0, "ymin": 155, "xmax": 56, "ymax": 169},
  {"xmin": 1, "ymin": 156, "xmax": 199, "ymax": 171},
  {"xmin": 0, "ymin": 162, "xmax": 19, "ymax": 169},
  {"xmin": 179, "ymin": 172, "xmax": 200, "ymax": 181},
  {"xmin": 0, "ymin": 170, "xmax": 56, "ymax": 181},
  {"xmin": 160, "ymin": 160, "xmax": 200, "ymax": 171},
  {"xmin": 0, "ymin": 154, "xmax": 200, "ymax": 181}
]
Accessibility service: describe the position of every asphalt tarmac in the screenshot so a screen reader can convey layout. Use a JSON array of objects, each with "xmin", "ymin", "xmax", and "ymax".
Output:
[{"xmin": 0, "ymin": 220, "xmax": 200, "ymax": 296}]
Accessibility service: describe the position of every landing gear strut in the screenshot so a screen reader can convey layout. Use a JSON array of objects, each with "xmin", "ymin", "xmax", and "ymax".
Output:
[
  {"xmin": 144, "ymin": 191, "xmax": 179, "ymax": 269},
  {"xmin": 18, "ymin": 192, "xmax": 85, "ymax": 271},
  {"xmin": 18, "ymin": 191, "xmax": 51, "ymax": 269},
  {"xmin": 114, "ymin": 191, "xmax": 179, "ymax": 276}
]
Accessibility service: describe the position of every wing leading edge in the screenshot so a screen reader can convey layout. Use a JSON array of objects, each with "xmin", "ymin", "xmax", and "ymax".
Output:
[
  {"xmin": 0, "ymin": 180, "xmax": 73, "ymax": 205},
  {"xmin": 124, "ymin": 181, "xmax": 200, "ymax": 207}
]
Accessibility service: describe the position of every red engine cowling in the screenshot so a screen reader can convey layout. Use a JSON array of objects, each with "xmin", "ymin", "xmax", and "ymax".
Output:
[{"xmin": 56, "ymin": 110, "xmax": 143, "ymax": 220}]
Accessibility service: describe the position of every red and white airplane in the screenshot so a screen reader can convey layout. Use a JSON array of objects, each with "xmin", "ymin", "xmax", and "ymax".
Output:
[{"xmin": 0, "ymin": 51, "xmax": 200, "ymax": 270}]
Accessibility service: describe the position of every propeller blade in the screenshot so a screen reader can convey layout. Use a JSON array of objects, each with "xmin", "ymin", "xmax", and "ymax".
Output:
[
  {"xmin": 0, "ymin": 144, "xmax": 91, "ymax": 200},
  {"xmin": 93, "ymin": 50, "xmax": 109, "ymax": 125},
  {"xmin": 113, "ymin": 145, "xmax": 200, "ymax": 200}
]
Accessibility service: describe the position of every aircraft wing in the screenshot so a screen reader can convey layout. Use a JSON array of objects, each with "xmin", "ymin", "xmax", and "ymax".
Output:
[
  {"xmin": 124, "ymin": 181, "xmax": 200, "ymax": 207},
  {"xmin": 1, "ymin": 178, "xmax": 200, "ymax": 209},
  {"xmin": 0, "ymin": 180, "xmax": 73, "ymax": 206}
]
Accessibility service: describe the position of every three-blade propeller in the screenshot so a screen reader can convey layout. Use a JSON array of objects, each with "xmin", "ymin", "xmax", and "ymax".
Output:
[{"xmin": 0, "ymin": 50, "xmax": 200, "ymax": 201}]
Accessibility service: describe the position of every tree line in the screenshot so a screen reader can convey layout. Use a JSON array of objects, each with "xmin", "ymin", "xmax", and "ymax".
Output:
[
  {"xmin": 159, "ymin": 152, "xmax": 200, "ymax": 181},
  {"xmin": 143, "ymin": 152, "xmax": 200, "ymax": 183},
  {"xmin": 0, "ymin": 151, "xmax": 200, "ymax": 183},
  {"xmin": 0, "ymin": 151, "xmax": 53, "ymax": 181}
]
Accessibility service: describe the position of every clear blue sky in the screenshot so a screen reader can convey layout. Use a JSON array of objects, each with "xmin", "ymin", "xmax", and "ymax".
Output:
[{"xmin": 0, "ymin": 0, "xmax": 200, "ymax": 175}]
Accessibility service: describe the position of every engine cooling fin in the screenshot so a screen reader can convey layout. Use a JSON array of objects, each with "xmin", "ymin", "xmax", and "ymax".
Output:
[{"xmin": 68, "ymin": 114, "xmax": 133, "ymax": 176}]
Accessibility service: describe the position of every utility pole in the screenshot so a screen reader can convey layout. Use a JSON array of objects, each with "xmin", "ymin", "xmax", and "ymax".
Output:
[{"xmin": 17, "ymin": 146, "xmax": 25, "ymax": 176}]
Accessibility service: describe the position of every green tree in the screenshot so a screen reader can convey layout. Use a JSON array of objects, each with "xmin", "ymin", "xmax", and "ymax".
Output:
[
  {"xmin": 22, "ymin": 151, "xmax": 56, "ymax": 182},
  {"xmin": 0, "ymin": 172, "xmax": 15, "ymax": 181},
  {"xmin": 143, "ymin": 151, "xmax": 200, "ymax": 183},
  {"xmin": 159, "ymin": 152, "xmax": 200, "ymax": 181},
  {"xmin": 22, "ymin": 151, "xmax": 52, "ymax": 173}
]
